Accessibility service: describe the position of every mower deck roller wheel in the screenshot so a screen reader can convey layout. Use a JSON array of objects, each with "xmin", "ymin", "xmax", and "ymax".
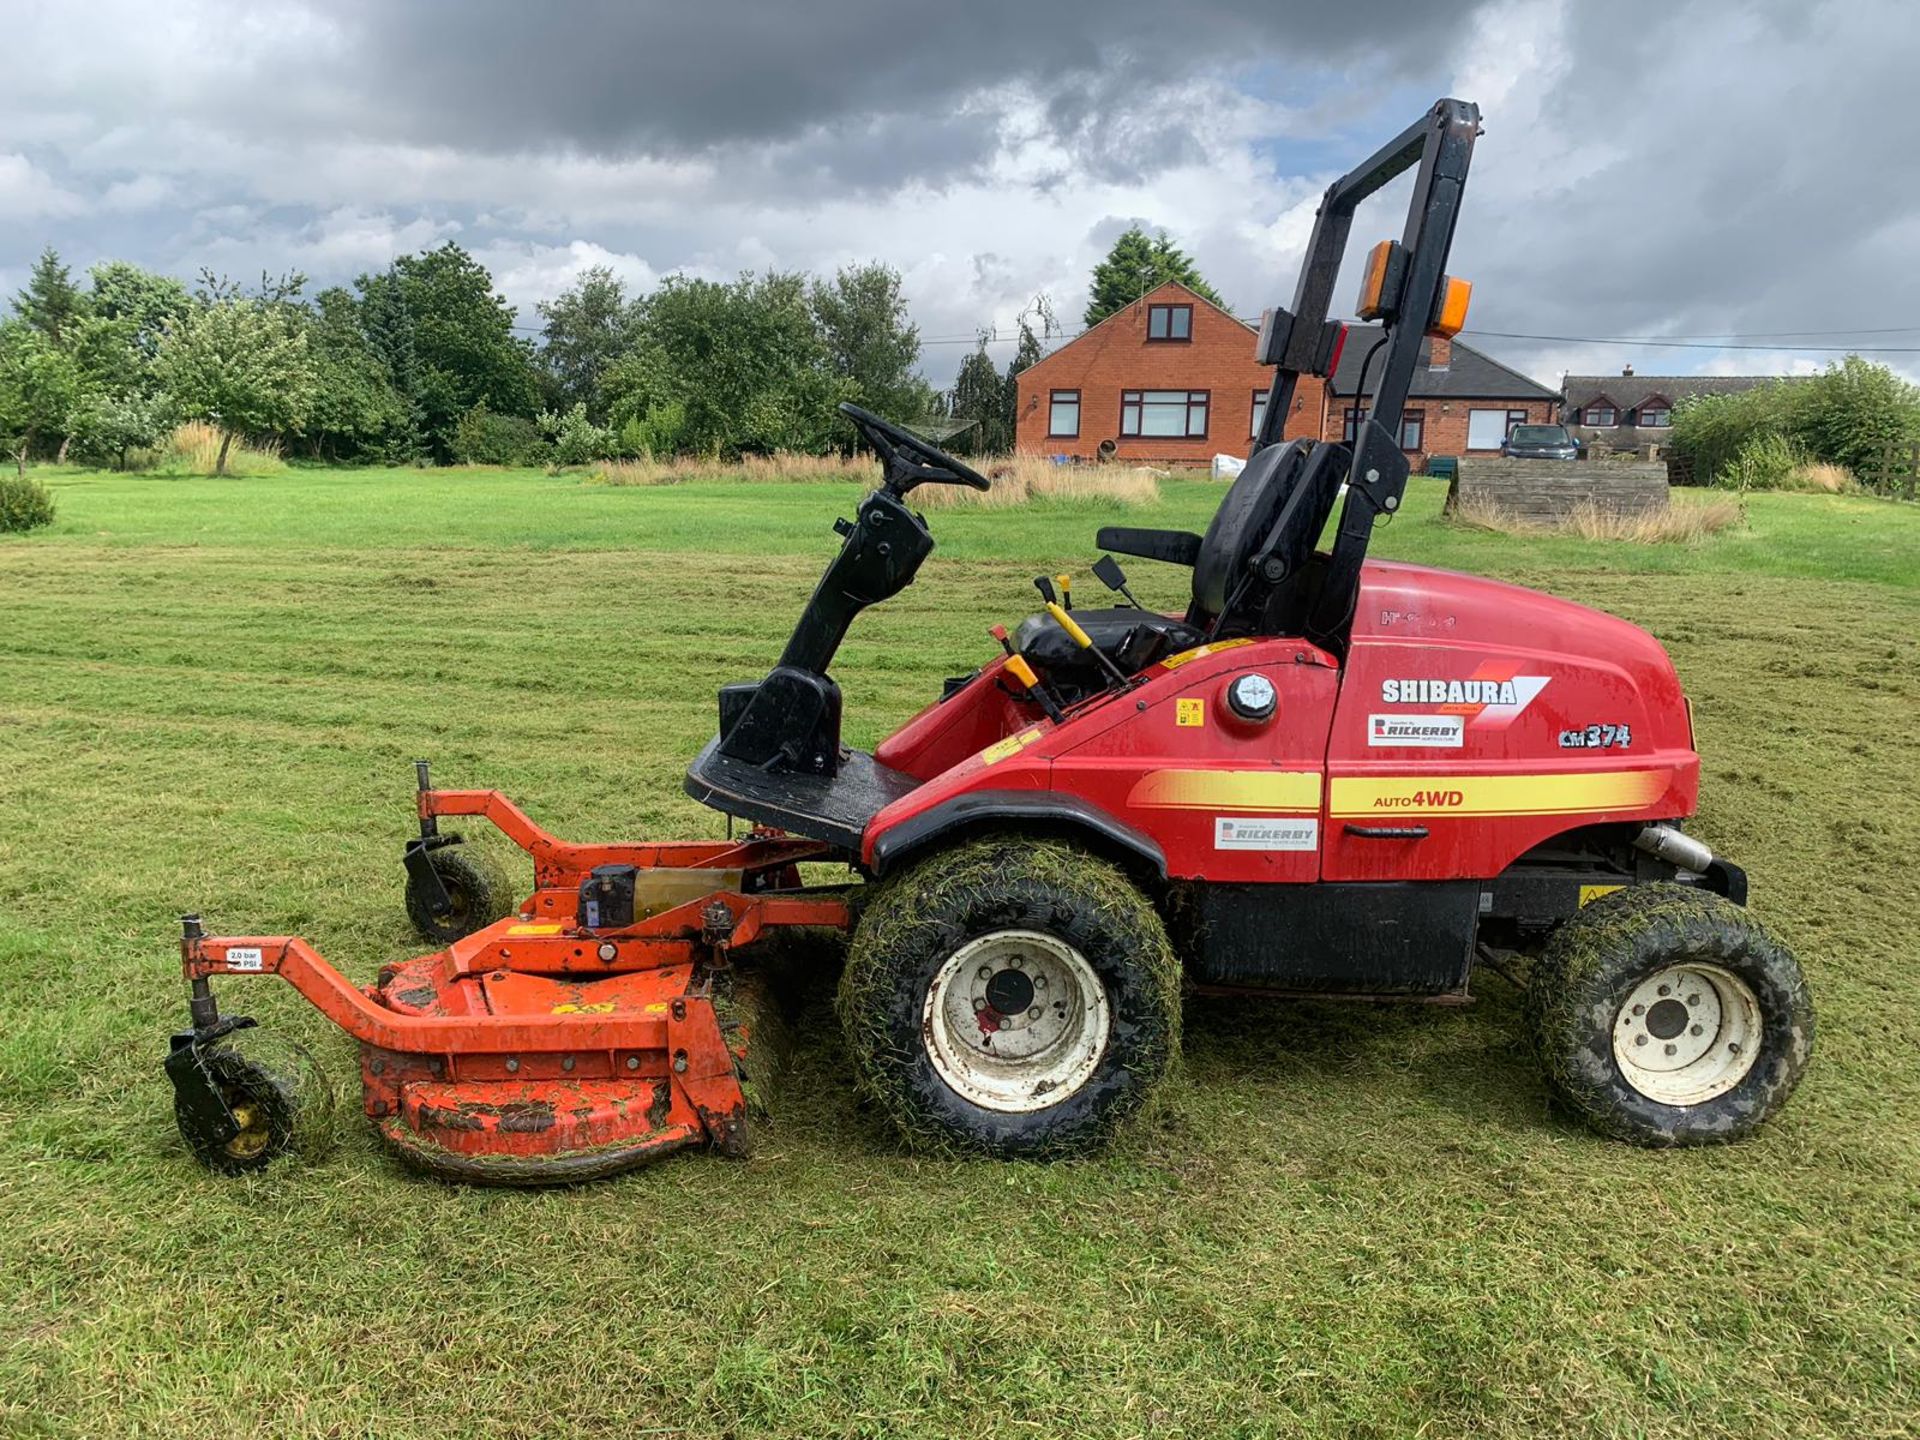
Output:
[
  {"xmin": 176, "ymin": 1033, "xmax": 335, "ymax": 1175},
  {"xmin": 1527, "ymin": 884, "xmax": 1812, "ymax": 1146},
  {"xmin": 838, "ymin": 835, "xmax": 1179, "ymax": 1157},
  {"xmin": 405, "ymin": 844, "xmax": 510, "ymax": 944}
]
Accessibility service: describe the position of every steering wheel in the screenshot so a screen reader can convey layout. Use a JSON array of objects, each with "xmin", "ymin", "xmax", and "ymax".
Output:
[{"xmin": 840, "ymin": 402, "xmax": 991, "ymax": 495}]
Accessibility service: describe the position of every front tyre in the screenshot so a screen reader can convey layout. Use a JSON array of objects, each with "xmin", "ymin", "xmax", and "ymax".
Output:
[
  {"xmin": 405, "ymin": 845, "xmax": 509, "ymax": 944},
  {"xmin": 1528, "ymin": 884, "xmax": 1813, "ymax": 1146},
  {"xmin": 837, "ymin": 836, "xmax": 1179, "ymax": 1157}
]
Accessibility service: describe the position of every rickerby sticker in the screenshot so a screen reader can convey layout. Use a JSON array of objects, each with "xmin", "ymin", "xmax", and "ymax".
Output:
[
  {"xmin": 1214, "ymin": 816, "xmax": 1319, "ymax": 851},
  {"xmin": 1368, "ymin": 713, "xmax": 1464, "ymax": 748}
]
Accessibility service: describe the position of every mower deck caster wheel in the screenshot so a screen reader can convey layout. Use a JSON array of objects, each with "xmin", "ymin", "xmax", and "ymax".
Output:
[
  {"xmin": 406, "ymin": 845, "xmax": 509, "ymax": 944},
  {"xmin": 177, "ymin": 1036, "xmax": 334, "ymax": 1175},
  {"xmin": 1527, "ymin": 883, "xmax": 1813, "ymax": 1146}
]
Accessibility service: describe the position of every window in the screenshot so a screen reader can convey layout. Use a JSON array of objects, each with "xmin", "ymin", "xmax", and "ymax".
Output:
[
  {"xmin": 1121, "ymin": 389, "xmax": 1208, "ymax": 438},
  {"xmin": 1146, "ymin": 304, "xmax": 1192, "ymax": 342},
  {"xmin": 1250, "ymin": 389, "xmax": 1269, "ymax": 439},
  {"xmin": 1047, "ymin": 390, "xmax": 1081, "ymax": 438},
  {"xmin": 1635, "ymin": 399, "xmax": 1672, "ymax": 427},
  {"xmin": 1507, "ymin": 409, "xmax": 1530, "ymax": 437},
  {"xmin": 1466, "ymin": 409, "xmax": 1509, "ymax": 450},
  {"xmin": 1344, "ymin": 406, "xmax": 1424, "ymax": 450},
  {"xmin": 1583, "ymin": 402, "xmax": 1617, "ymax": 427}
]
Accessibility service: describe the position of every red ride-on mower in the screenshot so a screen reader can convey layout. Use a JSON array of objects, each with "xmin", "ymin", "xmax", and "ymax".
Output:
[{"xmin": 167, "ymin": 98, "xmax": 1812, "ymax": 1183}]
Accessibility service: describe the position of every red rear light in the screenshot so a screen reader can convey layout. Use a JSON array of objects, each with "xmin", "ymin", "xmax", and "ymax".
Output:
[{"xmin": 1325, "ymin": 322, "xmax": 1349, "ymax": 379}]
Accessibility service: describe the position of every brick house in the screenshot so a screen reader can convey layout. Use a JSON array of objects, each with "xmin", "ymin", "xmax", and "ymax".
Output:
[
  {"xmin": 1013, "ymin": 280, "xmax": 1557, "ymax": 465},
  {"xmin": 1562, "ymin": 367, "xmax": 1803, "ymax": 453}
]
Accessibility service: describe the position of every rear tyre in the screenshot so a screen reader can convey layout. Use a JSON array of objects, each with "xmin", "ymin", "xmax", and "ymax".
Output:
[
  {"xmin": 1527, "ymin": 884, "xmax": 1812, "ymax": 1146},
  {"xmin": 837, "ymin": 836, "xmax": 1179, "ymax": 1157},
  {"xmin": 177, "ymin": 1034, "xmax": 334, "ymax": 1175},
  {"xmin": 406, "ymin": 845, "xmax": 509, "ymax": 944}
]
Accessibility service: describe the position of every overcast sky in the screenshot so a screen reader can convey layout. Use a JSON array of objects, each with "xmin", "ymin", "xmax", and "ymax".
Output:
[{"xmin": 4, "ymin": 0, "xmax": 1916, "ymax": 389}]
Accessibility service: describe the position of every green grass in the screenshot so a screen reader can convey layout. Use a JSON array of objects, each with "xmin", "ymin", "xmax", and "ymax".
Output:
[{"xmin": 2, "ymin": 466, "xmax": 1917, "ymax": 1438}]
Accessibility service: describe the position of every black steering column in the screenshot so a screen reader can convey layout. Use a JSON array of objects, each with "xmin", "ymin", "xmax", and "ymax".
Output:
[{"xmin": 716, "ymin": 404, "xmax": 988, "ymax": 776}]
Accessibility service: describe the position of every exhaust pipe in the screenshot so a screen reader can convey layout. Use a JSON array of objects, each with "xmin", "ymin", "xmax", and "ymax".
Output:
[{"xmin": 1634, "ymin": 824, "xmax": 1714, "ymax": 874}]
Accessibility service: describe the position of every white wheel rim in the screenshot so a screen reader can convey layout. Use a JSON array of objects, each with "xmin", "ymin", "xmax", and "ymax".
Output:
[
  {"xmin": 1611, "ymin": 961, "xmax": 1761, "ymax": 1106},
  {"xmin": 921, "ymin": 929, "xmax": 1110, "ymax": 1113}
]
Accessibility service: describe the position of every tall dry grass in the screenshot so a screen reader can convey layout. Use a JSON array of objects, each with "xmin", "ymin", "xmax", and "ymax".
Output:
[
  {"xmin": 588, "ymin": 450, "xmax": 1161, "ymax": 509},
  {"xmin": 160, "ymin": 422, "xmax": 287, "ymax": 477},
  {"xmin": 913, "ymin": 456, "xmax": 1161, "ymax": 510},
  {"xmin": 1451, "ymin": 493, "xmax": 1744, "ymax": 544},
  {"xmin": 589, "ymin": 453, "xmax": 871, "ymax": 487}
]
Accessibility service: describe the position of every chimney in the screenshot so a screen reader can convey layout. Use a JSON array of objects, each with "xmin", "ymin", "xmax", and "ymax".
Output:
[
  {"xmin": 1428, "ymin": 335, "xmax": 1452, "ymax": 370},
  {"xmin": 1622, "ymin": 363, "xmax": 1635, "ymax": 377}
]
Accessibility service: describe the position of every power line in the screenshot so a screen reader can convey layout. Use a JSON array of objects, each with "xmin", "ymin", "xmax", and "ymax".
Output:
[{"xmin": 1460, "ymin": 329, "xmax": 1920, "ymax": 354}]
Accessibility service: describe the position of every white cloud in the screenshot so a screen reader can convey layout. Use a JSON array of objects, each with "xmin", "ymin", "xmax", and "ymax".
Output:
[{"xmin": 0, "ymin": 154, "xmax": 86, "ymax": 219}]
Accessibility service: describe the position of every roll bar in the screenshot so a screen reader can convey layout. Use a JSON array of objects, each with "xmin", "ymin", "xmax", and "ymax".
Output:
[{"xmin": 1250, "ymin": 97, "xmax": 1482, "ymax": 651}]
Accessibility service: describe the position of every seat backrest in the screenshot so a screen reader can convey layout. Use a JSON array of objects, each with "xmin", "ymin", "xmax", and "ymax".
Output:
[
  {"xmin": 1189, "ymin": 440, "xmax": 1350, "ymax": 635},
  {"xmin": 1189, "ymin": 441, "xmax": 1305, "ymax": 622}
]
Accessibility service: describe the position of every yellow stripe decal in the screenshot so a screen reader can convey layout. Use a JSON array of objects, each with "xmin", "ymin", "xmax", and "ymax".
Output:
[
  {"xmin": 1329, "ymin": 770, "xmax": 1667, "ymax": 818},
  {"xmin": 1128, "ymin": 769, "xmax": 1323, "ymax": 812}
]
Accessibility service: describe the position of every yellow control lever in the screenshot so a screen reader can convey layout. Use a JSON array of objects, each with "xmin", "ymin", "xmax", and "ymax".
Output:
[
  {"xmin": 1054, "ymin": 573, "xmax": 1073, "ymax": 609},
  {"xmin": 1044, "ymin": 602, "xmax": 1094, "ymax": 650}
]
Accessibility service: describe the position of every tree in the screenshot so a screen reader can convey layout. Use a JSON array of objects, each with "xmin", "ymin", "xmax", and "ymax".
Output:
[
  {"xmin": 605, "ymin": 271, "xmax": 848, "ymax": 457},
  {"xmin": 13, "ymin": 247, "xmax": 88, "ymax": 346},
  {"xmin": 810, "ymin": 262, "xmax": 932, "ymax": 428},
  {"xmin": 999, "ymin": 295, "xmax": 1057, "ymax": 449},
  {"xmin": 302, "ymin": 286, "xmax": 409, "ymax": 461},
  {"xmin": 1083, "ymin": 226, "xmax": 1223, "ymax": 326},
  {"xmin": 153, "ymin": 292, "xmax": 316, "ymax": 474},
  {"xmin": 87, "ymin": 261, "xmax": 190, "ymax": 363},
  {"xmin": 0, "ymin": 322, "xmax": 83, "ymax": 473},
  {"xmin": 950, "ymin": 340, "xmax": 1008, "ymax": 454},
  {"xmin": 537, "ymin": 266, "xmax": 639, "ymax": 421},
  {"xmin": 356, "ymin": 243, "xmax": 540, "ymax": 462}
]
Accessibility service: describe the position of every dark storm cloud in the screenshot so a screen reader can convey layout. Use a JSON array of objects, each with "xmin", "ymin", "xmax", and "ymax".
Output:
[
  {"xmin": 329, "ymin": 0, "xmax": 1461, "ymax": 172},
  {"xmin": 3, "ymin": 0, "xmax": 1918, "ymax": 390}
]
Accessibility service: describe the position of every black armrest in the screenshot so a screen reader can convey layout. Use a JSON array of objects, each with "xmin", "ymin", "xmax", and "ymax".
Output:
[{"xmin": 1095, "ymin": 527, "xmax": 1203, "ymax": 567}]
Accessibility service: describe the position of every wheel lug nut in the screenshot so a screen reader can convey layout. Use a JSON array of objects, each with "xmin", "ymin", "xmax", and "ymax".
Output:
[
  {"xmin": 1690, "ymin": 1024, "xmax": 1703, "ymax": 1037},
  {"xmin": 1657, "ymin": 985, "xmax": 1671, "ymax": 997},
  {"xmin": 997, "ymin": 1016, "xmax": 1011, "ymax": 1031},
  {"xmin": 1663, "ymin": 1043, "xmax": 1677, "ymax": 1056},
  {"xmin": 977, "ymin": 966, "xmax": 992, "ymax": 981},
  {"xmin": 1028, "ymin": 1006, "xmax": 1042, "ymax": 1019},
  {"xmin": 1687, "ymin": 993, "xmax": 1700, "ymax": 1006},
  {"xmin": 1632, "ymin": 1004, "xmax": 1645, "ymax": 1016},
  {"xmin": 972, "ymin": 997, "xmax": 987, "ymax": 1012},
  {"xmin": 1634, "ymin": 1035, "xmax": 1648, "ymax": 1047},
  {"xmin": 1010, "ymin": 957, "xmax": 1024, "ymax": 970},
  {"xmin": 1034, "ymin": 975, "xmax": 1048, "ymax": 989}
]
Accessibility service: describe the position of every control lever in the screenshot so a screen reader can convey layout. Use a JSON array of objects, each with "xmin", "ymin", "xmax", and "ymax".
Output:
[
  {"xmin": 1003, "ymin": 650, "xmax": 1064, "ymax": 724},
  {"xmin": 1091, "ymin": 554, "xmax": 1139, "ymax": 607},
  {"xmin": 1044, "ymin": 603, "xmax": 1131, "ymax": 688},
  {"xmin": 1033, "ymin": 575, "xmax": 1057, "ymax": 606},
  {"xmin": 1054, "ymin": 573, "xmax": 1074, "ymax": 609}
]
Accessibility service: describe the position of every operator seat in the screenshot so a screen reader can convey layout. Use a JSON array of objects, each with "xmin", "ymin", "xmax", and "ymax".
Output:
[{"xmin": 1012, "ymin": 439, "xmax": 1347, "ymax": 695}]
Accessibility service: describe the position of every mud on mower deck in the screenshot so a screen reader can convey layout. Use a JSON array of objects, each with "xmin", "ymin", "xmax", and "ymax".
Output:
[{"xmin": 168, "ymin": 778, "xmax": 851, "ymax": 1184}]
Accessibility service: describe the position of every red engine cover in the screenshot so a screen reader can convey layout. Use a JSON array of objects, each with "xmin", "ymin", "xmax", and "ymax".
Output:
[{"xmin": 866, "ymin": 561, "xmax": 1698, "ymax": 885}]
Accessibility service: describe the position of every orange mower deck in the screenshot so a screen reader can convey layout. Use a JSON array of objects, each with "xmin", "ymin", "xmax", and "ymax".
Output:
[{"xmin": 173, "ymin": 783, "xmax": 849, "ymax": 1183}]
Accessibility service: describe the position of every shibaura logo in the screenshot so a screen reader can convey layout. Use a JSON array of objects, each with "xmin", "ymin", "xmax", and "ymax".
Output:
[
  {"xmin": 1378, "ymin": 663, "xmax": 1549, "ymax": 730},
  {"xmin": 1368, "ymin": 713, "xmax": 1464, "ymax": 748}
]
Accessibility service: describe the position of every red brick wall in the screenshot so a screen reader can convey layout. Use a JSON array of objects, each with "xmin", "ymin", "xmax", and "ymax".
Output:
[
  {"xmin": 1013, "ymin": 281, "xmax": 1550, "ymax": 465},
  {"xmin": 1314, "ymin": 397, "xmax": 1558, "ymax": 460},
  {"xmin": 1014, "ymin": 282, "xmax": 1327, "ymax": 464}
]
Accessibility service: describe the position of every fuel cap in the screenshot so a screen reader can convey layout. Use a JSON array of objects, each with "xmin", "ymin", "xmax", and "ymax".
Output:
[{"xmin": 1227, "ymin": 672, "xmax": 1278, "ymax": 721}]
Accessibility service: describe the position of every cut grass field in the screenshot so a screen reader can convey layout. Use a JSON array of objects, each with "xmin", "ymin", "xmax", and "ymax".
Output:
[{"xmin": 2, "ymin": 465, "xmax": 1917, "ymax": 1438}]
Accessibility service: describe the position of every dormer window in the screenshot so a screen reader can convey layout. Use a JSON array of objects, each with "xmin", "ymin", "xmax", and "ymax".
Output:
[
  {"xmin": 1583, "ymin": 400, "xmax": 1618, "ymax": 426},
  {"xmin": 1146, "ymin": 303, "xmax": 1192, "ymax": 342},
  {"xmin": 1635, "ymin": 397, "xmax": 1672, "ymax": 427}
]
